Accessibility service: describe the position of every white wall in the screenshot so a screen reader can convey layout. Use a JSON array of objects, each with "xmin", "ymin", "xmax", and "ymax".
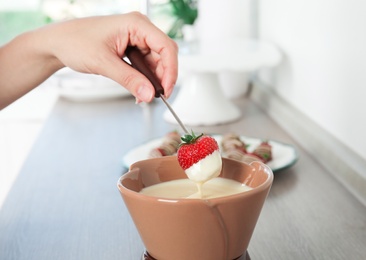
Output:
[{"xmin": 258, "ymin": 0, "xmax": 366, "ymax": 161}]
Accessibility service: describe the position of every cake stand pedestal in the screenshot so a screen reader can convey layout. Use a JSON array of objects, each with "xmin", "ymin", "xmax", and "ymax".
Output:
[{"xmin": 164, "ymin": 39, "xmax": 282, "ymax": 126}]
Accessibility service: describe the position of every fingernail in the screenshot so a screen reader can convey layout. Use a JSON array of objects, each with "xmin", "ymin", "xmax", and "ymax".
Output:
[{"xmin": 137, "ymin": 85, "xmax": 153, "ymax": 102}]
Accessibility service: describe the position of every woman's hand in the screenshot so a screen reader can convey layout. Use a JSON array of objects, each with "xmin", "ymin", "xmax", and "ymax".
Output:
[{"xmin": 0, "ymin": 12, "xmax": 178, "ymax": 108}]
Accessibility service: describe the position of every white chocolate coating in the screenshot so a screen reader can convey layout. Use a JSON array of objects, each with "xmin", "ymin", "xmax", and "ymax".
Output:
[{"xmin": 185, "ymin": 150, "xmax": 222, "ymax": 183}]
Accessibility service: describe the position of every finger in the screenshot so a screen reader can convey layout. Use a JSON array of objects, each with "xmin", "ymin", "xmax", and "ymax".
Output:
[
  {"xmin": 151, "ymin": 44, "xmax": 178, "ymax": 99},
  {"xmin": 98, "ymin": 53, "xmax": 155, "ymax": 103},
  {"xmin": 129, "ymin": 19, "xmax": 179, "ymax": 98},
  {"xmin": 142, "ymin": 46, "xmax": 178, "ymax": 99}
]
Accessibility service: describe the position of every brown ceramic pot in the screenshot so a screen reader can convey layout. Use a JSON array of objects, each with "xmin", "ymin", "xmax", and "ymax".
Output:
[{"xmin": 118, "ymin": 156, "xmax": 273, "ymax": 260}]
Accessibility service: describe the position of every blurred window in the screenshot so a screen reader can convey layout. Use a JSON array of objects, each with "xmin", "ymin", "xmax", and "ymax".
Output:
[
  {"xmin": 0, "ymin": 0, "xmax": 144, "ymax": 45},
  {"xmin": 0, "ymin": 0, "xmax": 190, "ymax": 45}
]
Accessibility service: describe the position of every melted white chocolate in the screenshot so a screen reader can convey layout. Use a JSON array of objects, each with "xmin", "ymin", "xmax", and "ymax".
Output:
[{"xmin": 140, "ymin": 177, "xmax": 252, "ymax": 199}]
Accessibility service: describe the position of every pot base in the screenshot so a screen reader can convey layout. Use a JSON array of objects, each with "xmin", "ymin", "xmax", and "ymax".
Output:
[{"xmin": 141, "ymin": 250, "xmax": 251, "ymax": 260}]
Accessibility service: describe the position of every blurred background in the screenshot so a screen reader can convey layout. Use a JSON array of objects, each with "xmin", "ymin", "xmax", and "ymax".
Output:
[{"xmin": 1, "ymin": 0, "xmax": 365, "ymax": 206}]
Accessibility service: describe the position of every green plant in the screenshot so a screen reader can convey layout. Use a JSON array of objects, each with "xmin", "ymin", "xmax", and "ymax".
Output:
[{"xmin": 167, "ymin": 0, "xmax": 198, "ymax": 39}]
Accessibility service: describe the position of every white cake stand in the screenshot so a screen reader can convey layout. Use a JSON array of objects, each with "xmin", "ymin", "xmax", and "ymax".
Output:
[{"xmin": 164, "ymin": 39, "xmax": 282, "ymax": 126}]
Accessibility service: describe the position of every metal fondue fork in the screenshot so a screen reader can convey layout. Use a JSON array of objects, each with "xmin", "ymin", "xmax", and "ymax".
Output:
[{"xmin": 125, "ymin": 46, "xmax": 189, "ymax": 134}]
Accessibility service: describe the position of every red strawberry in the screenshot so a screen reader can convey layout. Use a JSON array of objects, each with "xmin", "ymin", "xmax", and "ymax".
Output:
[
  {"xmin": 253, "ymin": 141, "xmax": 272, "ymax": 162},
  {"xmin": 177, "ymin": 132, "xmax": 220, "ymax": 170}
]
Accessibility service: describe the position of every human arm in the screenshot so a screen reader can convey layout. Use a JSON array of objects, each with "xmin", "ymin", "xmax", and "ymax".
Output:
[{"xmin": 0, "ymin": 12, "xmax": 178, "ymax": 109}]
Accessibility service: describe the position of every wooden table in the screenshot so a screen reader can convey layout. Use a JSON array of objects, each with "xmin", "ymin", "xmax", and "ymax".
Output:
[{"xmin": 1, "ymin": 95, "xmax": 365, "ymax": 260}]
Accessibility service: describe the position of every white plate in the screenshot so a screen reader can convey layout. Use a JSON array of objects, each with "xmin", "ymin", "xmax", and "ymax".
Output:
[
  {"xmin": 56, "ymin": 68, "xmax": 131, "ymax": 102},
  {"xmin": 122, "ymin": 135, "xmax": 298, "ymax": 173},
  {"xmin": 59, "ymin": 84, "xmax": 130, "ymax": 102}
]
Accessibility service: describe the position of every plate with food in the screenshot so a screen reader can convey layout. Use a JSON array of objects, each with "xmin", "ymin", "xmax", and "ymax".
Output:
[
  {"xmin": 122, "ymin": 132, "xmax": 298, "ymax": 173},
  {"xmin": 57, "ymin": 68, "xmax": 131, "ymax": 102}
]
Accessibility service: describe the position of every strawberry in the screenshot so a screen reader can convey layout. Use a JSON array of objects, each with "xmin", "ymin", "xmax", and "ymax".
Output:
[
  {"xmin": 177, "ymin": 132, "xmax": 220, "ymax": 170},
  {"xmin": 253, "ymin": 141, "xmax": 272, "ymax": 162}
]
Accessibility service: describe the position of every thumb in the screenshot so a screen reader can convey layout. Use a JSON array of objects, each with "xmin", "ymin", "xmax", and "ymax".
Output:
[{"xmin": 98, "ymin": 54, "xmax": 155, "ymax": 103}]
